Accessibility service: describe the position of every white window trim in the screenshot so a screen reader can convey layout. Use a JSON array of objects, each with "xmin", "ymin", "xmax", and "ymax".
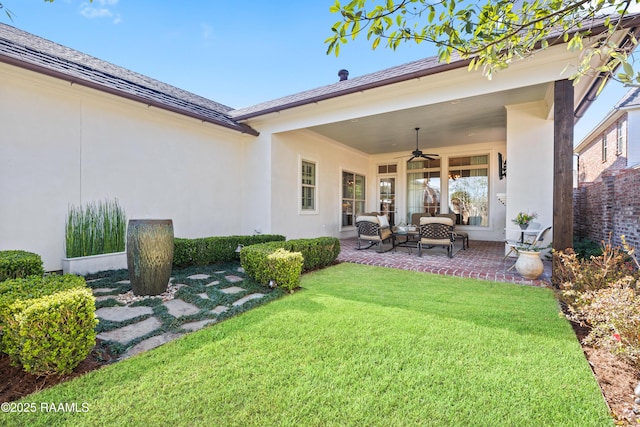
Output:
[{"xmin": 299, "ymin": 157, "xmax": 318, "ymax": 215}]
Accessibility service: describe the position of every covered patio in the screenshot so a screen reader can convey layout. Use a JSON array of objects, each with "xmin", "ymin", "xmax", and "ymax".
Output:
[{"xmin": 337, "ymin": 238, "xmax": 552, "ymax": 287}]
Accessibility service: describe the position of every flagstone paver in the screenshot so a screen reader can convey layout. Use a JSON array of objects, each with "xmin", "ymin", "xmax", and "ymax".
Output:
[
  {"xmin": 95, "ymin": 306, "xmax": 153, "ymax": 322},
  {"xmin": 205, "ymin": 280, "xmax": 220, "ymax": 287},
  {"xmin": 93, "ymin": 287, "xmax": 117, "ymax": 294},
  {"xmin": 181, "ymin": 319, "xmax": 217, "ymax": 332},
  {"xmin": 117, "ymin": 280, "xmax": 130, "ymax": 284},
  {"xmin": 225, "ymin": 275, "xmax": 243, "ymax": 283},
  {"xmin": 220, "ymin": 286, "xmax": 245, "ymax": 294},
  {"xmin": 211, "ymin": 305, "xmax": 228, "ymax": 314},
  {"xmin": 97, "ymin": 317, "xmax": 162, "ymax": 344},
  {"xmin": 232, "ymin": 293, "xmax": 265, "ymax": 306},
  {"xmin": 121, "ymin": 332, "xmax": 184, "ymax": 359},
  {"xmin": 197, "ymin": 292, "xmax": 209, "ymax": 299},
  {"xmin": 187, "ymin": 274, "xmax": 210, "ymax": 280},
  {"xmin": 163, "ymin": 299, "xmax": 200, "ymax": 317}
]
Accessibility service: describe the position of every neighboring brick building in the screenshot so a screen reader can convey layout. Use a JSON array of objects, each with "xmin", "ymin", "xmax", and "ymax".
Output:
[
  {"xmin": 575, "ymin": 87, "xmax": 640, "ymax": 184},
  {"xmin": 574, "ymin": 88, "xmax": 640, "ymax": 249}
]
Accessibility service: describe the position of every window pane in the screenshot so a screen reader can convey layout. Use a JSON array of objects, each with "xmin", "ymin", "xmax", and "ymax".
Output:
[
  {"xmin": 343, "ymin": 172, "xmax": 354, "ymax": 199},
  {"xmin": 407, "ymin": 172, "xmax": 440, "ymax": 217},
  {"xmin": 342, "ymin": 199, "xmax": 354, "ymax": 226},
  {"xmin": 342, "ymin": 171, "xmax": 366, "ymax": 227},
  {"xmin": 302, "ymin": 161, "xmax": 315, "ymax": 185},
  {"xmin": 449, "ymin": 172, "xmax": 488, "ymax": 226},
  {"xmin": 408, "ymin": 159, "xmax": 440, "ymax": 170},
  {"xmin": 355, "ymin": 175, "xmax": 365, "ymax": 200},
  {"xmin": 301, "ymin": 187, "xmax": 314, "ymax": 210}
]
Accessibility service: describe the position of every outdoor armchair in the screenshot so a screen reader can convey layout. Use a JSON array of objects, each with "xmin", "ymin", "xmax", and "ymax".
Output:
[
  {"xmin": 436, "ymin": 213, "xmax": 469, "ymax": 249},
  {"xmin": 355, "ymin": 215, "xmax": 393, "ymax": 252},
  {"xmin": 418, "ymin": 216, "xmax": 455, "ymax": 258}
]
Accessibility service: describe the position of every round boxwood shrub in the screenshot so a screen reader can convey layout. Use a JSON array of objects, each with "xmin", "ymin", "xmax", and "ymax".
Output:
[{"xmin": 0, "ymin": 250, "xmax": 44, "ymax": 282}]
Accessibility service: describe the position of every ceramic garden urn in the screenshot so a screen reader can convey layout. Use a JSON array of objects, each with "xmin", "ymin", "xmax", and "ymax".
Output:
[
  {"xmin": 127, "ymin": 219, "xmax": 174, "ymax": 296},
  {"xmin": 514, "ymin": 250, "xmax": 544, "ymax": 280}
]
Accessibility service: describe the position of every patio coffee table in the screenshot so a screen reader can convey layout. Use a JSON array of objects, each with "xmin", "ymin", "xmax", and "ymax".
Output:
[{"xmin": 392, "ymin": 228, "xmax": 420, "ymax": 253}]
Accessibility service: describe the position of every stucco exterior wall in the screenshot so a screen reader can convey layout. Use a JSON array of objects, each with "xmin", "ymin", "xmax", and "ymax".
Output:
[
  {"xmin": 269, "ymin": 130, "xmax": 369, "ymax": 239},
  {"xmin": 1, "ymin": 65, "xmax": 246, "ymax": 271},
  {"xmin": 505, "ymin": 101, "xmax": 554, "ymax": 243}
]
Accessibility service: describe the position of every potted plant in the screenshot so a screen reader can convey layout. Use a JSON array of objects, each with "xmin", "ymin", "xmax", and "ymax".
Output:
[
  {"xmin": 511, "ymin": 211, "xmax": 538, "ymax": 229},
  {"xmin": 62, "ymin": 198, "xmax": 127, "ymax": 275}
]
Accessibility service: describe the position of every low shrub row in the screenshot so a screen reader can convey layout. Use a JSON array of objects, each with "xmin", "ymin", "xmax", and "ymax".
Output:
[
  {"xmin": 173, "ymin": 234, "xmax": 286, "ymax": 268},
  {"xmin": 0, "ymin": 250, "xmax": 44, "ymax": 281},
  {"xmin": 240, "ymin": 237, "xmax": 340, "ymax": 291},
  {"xmin": 0, "ymin": 274, "xmax": 97, "ymax": 375},
  {"xmin": 557, "ymin": 235, "xmax": 640, "ymax": 367}
]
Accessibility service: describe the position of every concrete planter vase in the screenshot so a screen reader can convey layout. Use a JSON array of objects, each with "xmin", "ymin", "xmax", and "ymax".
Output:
[
  {"xmin": 515, "ymin": 250, "xmax": 544, "ymax": 280},
  {"xmin": 127, "ymin": 219, "xmax": 174, "ymax": 296}
]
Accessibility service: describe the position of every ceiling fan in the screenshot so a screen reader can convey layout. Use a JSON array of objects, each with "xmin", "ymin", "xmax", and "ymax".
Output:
[{"xmin": 407, "ymin": 127, "xmax": 438, "ymax": 162}]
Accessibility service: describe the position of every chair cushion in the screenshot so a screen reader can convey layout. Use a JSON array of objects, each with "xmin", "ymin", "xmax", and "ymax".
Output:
[
  {"xmin": 356, "ymin": 216, "xmax": 379, "ymax": 224},
  {"xmin": 410, "ymin": 213, "xmax": 432, "ymax": 226},
  {"xmin": 380, "ymin": 228, "xmax": 392, "ymax": 240},
  {"xmin": 419, "ymin": 216, "xmax": 454, "ymax": 226},
  {"xmin": 377, "ymin": 215, "xmax": 390, "ymax": 228},
  {"xmin": 421, "ymin": 237, "xmax": 451, "ymax": 245}
]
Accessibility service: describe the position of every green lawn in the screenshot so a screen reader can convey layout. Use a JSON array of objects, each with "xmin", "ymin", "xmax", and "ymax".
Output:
[{"xmin": 3, "ymin": 263, "xmax": 611, "ymax": 426}]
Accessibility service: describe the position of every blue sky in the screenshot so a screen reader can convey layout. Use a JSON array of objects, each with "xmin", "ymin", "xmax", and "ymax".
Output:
[{"xmin": 2, "ymin": 0, "xmax": 632, "ymax": 142}]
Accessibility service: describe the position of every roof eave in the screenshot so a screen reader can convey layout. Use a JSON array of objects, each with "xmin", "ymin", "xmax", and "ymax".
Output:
[{"xmin": 0, "ymin": 53, "xmax": 259, "ymax": 136}]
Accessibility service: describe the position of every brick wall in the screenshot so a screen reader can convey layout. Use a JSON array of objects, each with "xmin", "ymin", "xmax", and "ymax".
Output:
[
  {"xmin": 574, "ymin": 167, "xmax": 640, "ymax": 249},
  {"xmin": 577, "ymin": 116, "xmax": 628, "ymax": 183}
]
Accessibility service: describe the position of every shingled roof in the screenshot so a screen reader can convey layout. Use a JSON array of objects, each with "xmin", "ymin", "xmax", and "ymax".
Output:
[
  {"xmin": 229, "ymin": 55, "xmax": 469, "ymax": 120},
  {"xmin": 0, "ymin": 23, "xmax": 258, "ymax": 136}
]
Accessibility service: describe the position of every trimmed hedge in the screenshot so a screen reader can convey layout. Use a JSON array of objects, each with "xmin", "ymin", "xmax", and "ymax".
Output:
[
  {"xmin": 173, "ymin": 234, "xmax": 285, "ymax": 268},
  {"xmin": 240, "ymin": 237, "xmax": 340, "ymax": 287},
  {"xmin": 0, "ymin": 250, "xmax": 44, "ymax": 281},
  {"xmin": 3, "ymin": 287, "xmax": 97, "ymax": 375},
  {"xmin": 267, "ymin": 249, "xmax": 304, "ymax": 293},
  {"xmin": 0, "ymin": 275, "xmax": 97, "ymax": 375}
]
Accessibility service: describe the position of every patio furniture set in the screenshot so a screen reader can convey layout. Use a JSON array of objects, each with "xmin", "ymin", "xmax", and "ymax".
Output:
[{"xmin": 355, "ymin": 213, "xmax": 469, "ymax": 258}]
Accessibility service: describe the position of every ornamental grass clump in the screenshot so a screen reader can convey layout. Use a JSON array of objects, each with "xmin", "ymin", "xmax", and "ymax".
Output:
[{"xmin": 66, "ymin": 198, "xmax": 127, "ymax": 258}]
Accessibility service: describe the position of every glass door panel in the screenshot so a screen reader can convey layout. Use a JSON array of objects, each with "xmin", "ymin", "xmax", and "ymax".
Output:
[{"xmin": 379, "ymin": 177, "xmax": 396, "ymax": 226}]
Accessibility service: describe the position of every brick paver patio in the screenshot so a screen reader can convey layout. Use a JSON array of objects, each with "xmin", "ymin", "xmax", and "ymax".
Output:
[{"xmin": 338, "ymin": 237, "xmax": 552, "ymax": 287}]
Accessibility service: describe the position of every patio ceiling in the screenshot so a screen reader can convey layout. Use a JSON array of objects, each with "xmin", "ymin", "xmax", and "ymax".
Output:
[{"xmin": 308, "ymin": 83, "xmax": 550, "ymax": 156}]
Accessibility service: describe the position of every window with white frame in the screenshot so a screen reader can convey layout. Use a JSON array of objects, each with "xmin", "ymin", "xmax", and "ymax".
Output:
[
  {"xmin": 342, "ymin": 171, "xmax": 365, "ymax": 227},
  {"xmin": 616, "ymin": 121, "xmax": 624, "ymax": 155},
  {"xmin": 448, "ymin": 155, "xmax": 489, "ymax": 226},
  {"xmin": 602, "ymin": 134, "xmax": 608, "ymax": 162},
  {"xmin": 301, "ymin": 160, "xmax": 316, "ymax": 211},
  {"xmin": 407, "ymin": 159, "xmax": 441, "ymax": 218}
]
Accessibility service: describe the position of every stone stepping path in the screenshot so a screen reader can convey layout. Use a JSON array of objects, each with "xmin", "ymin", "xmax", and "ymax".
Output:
[{"xmin": 90, "ymin": 268, "xmax": 270, "ymax": 361}]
